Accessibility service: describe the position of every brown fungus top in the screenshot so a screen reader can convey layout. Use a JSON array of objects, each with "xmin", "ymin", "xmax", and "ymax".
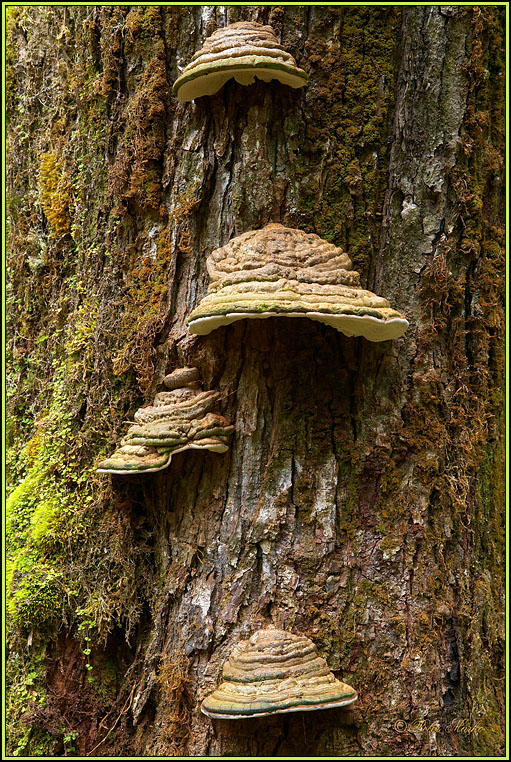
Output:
[
  {"xmin": 187, "ymin": 223, "xmax": 408, "ymax": 341},
  {"xmin": 96, "ymin": 368, "xmax": 234, "ymax": 474},
  {"xmin": 201, "ymin": 628, "xmax": 357, "ymax": 719},
  {"xmin": 173, "ymin": 22, "xmax": 308, "ymax": 102},
  {"xmin": 163, "ymin": 366, "xmax": 201, "ymax": 390}
]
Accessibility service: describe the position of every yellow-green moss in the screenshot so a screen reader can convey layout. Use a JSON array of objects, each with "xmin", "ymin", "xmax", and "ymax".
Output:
[
  {"xmin": 6, "ymin": 363, "xmax": 92, "ymax": 631},
  {"xmin": 38, "ymin": 152, "xmax": 73, "ymax": 237},
  {"xmin": 6, "ymin": 7, "xmax": 165, "ymax": 755}
]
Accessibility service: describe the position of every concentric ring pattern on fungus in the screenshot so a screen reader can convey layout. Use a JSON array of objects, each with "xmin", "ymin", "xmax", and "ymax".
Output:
[
  {"xmin": 201, "ymin": 629, "xmax": 358, "ymax": 719},
  {"xmin": 173, "ymin": 22, "xmax": 309, "ymax": 101},
  {"xmin": 97, "ymin": 369, "xmax": 233, "ymax": 474},
  {"xmin": 187, "ymin": 224, "xmax": 408, "ymax": 341}
]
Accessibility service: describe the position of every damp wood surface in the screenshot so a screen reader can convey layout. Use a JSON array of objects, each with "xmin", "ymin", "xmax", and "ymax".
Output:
[{"xmin": 6, "ymin": 5, "xmax": 505, "ymax": 757}]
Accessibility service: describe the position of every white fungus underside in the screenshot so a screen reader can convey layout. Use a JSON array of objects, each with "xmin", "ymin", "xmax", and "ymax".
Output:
[
  {"xmin": 188, "ymin": 311, "xmax": 409, "ymax": 342},
  {"xmin": 176, "ymin": 64, "xmax": 307, "ymax": 101},
  {"xmin": 96, "ymin": 442, "xmax": 228, "ymax": 475},
  {"xmin": 200, "ymin": 693, "xmax": 358, "ymax": 719}
]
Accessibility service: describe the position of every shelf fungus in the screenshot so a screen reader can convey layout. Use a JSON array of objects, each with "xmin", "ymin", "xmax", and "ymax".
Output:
[
  {"xmin": 187, "ymin": 223, "xmax": 408, "ymax": 341},
  {"xmin": 96, "ymin": 368, "xmax": 234, "ymax": 474},
  {"xmin": 173, "ymin": 21, "xmax": 308, "ymax": 102},
  {"xmin": 201, "ymin": 628, "xmax": 358, "ymax": 719}
]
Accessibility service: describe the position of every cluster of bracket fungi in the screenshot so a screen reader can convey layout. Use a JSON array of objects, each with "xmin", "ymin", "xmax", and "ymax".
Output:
[
  {"xmin": 97, "ymin": 367, "xmax": 233, "ymax": 474},
  {"xmin": 99, "ymin": 20, "xmax": 409, "ymax": 720}
]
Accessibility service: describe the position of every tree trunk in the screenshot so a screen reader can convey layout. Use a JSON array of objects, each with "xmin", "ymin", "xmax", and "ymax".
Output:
[{"xmin": 6, "ymin": 5, "xmax": 505, "ymax": 757}]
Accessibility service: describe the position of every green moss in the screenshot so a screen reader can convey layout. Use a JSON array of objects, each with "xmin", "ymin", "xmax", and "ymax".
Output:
[
  {"xmin": 335, "ymin": 464, "xmax": 361, "ymax": 539},
  {"xmin": 5, "ymin": 646, "xmax": 54, "ymax": 757},
  {"xmin": 91, "ymin": 658, "xmax": 121, "ymax": 701},
  {"xmin": 6, "ymin": 363, "xmax": 93, "ymax": 631},
  {"xmin": 5, "ymin": 7, "xmax": 163, "ymax": 755},
  {"xmin": 311, "ymin": 577, "xmax": 395, "ymax": 672},
  {"xmin": 109, "ymin": 6, "xmax": 168, "ymax": 213},
  {"xmin": 112, "ymin": 188, "xmax": 200, "ymax": 392},
  {"xmin": 295, "ymin": 7, "xmax": 400, "ymax": 278},
  {"xmin": 381, "ymin": 7, "xmax": 506, "ymax": 751},
  {"xmin": 8, "ymin": 564, "xmax": 64, "ymax": 630},
  {"xmin": 5, "ymin": 8, "xmax": 23, "ymax": 116},
  {"xmin": 125, "ymin": 5, "xmax": 162, "ymax": 40}
]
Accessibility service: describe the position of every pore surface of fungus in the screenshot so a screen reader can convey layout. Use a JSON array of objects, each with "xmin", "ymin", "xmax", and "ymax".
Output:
[
  {"xmin": 201, "ymin": 628, "xmax": 358, "ymax": 719},
  {"xmin": 187, "ymin": 223, "xmax": 408, "ymax": 341},
  {"xmin": 173, "ymin": 22, "xmax": 308, "ymax": 102},
  {"xmin": 97, "ymin": 368, "xmax": 234, "ymax": 474}
]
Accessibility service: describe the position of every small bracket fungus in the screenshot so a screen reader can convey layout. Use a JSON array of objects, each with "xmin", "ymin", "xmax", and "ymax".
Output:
[
  {"xmin": 173, "ymin": 22, "xmax": 308, "ymax": 102},
  {"xmin": 97, "ymin": 368, "xmax": 234, "ymax": 474},
  {"xmin": 201, "ymin": 628, "xmax": 357, "ymax": 719},
  {"xmin": 163, "ymin": 366, "xmax": 201, "ymax": 390},
  {"xmin": 187, "ymin": 223, "xmax": 409, "ymax": 341}
]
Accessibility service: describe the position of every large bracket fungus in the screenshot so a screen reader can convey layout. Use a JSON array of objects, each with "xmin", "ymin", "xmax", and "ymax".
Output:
[
  {"xmin": 201, "ymin": 628, "xmax": 357, "ymax": 719},
  {"xmin": 187, "ymin": 223, "xmax": 408, "ymax": 341},
  {"xmin": 173, "ymin": 21, "xmax": 309, "ymax": 102},
  {"xmin": 96, "ymin": 368, "xmax": 234, "ymax": 474}
]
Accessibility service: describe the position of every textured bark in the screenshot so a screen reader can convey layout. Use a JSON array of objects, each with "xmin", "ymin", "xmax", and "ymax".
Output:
[{"xmin": 6, "ymin": 5, "xmax": 505, "ymax": 758}]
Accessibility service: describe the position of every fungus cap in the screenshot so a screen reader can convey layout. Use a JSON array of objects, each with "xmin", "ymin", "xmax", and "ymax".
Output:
[
  {"xmin": 173, "ymin": 22, "xmax": 308, "ymax": 102},
  {"xmin": 97, "ymin": 374, "xmax": 234, "ymax": 474},
  {"xmin": 163, "ymin": 366, "xmax": 201, "ymax": 390},
  {"xmin": 187, "ymin": 224, "xmax": 408, "ymax": 342},
  {"xmin": 201, "ymin": 628, "xmax": 357, "ymax": 719}
]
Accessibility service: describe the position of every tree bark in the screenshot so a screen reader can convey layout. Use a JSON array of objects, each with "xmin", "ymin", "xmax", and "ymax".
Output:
[{"xmin": 6, "ymin": 5, "xmax": 505, "ymax": 757}]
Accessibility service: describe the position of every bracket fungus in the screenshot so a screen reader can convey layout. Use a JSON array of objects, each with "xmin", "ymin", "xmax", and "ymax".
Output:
[
  {"xmin": 96, "ymin": 367, "xmax": 234, "ymax": 474},
  {"xmin": 201, "ymin": 629, "xmax": 357, "ymax": 719},
  {"xmin": 187, "ymin": 223, "xmax": 408, "ymax": 341},
  {"xmin": 173, "ymin": 22, "xmax": 308, "ymax": 102}
]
